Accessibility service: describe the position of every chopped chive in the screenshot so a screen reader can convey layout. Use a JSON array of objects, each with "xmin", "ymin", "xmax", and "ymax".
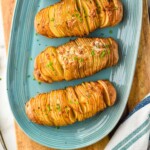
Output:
[
  {"xmin": 65, "ymin": 107, "xmax": 70, "ymax": 113},
  {"xmin": 104, "ymin": 44, "xmax": 110, "ymax": 48},
  {"xmin": 100, "ymin": 51, "xmax": 106, "ymax": 58},
  {"xmin": 79, "ymin": 58, "xmax": 84, "ymax": 62},
  {"xmin": 46, "ymin": 62, "xmax": 55, "ymax": 71},
  {"xmin": 75, "ymin": 14, "xmax": 79, "ymax": 17},
  {"xmin": 37, "ymin": 39, "xmax": 39, "ymax": 42},
  {"xmin": 107, "ymin": 49, "xmax": 111, "ymax": 54},
  {"xmin": 27, "ymin": 75, "xmax": 30, "ymax": 78},
  {"xmin": 91, "ymin": 50, "xmax": 95, "ymax": 56},
  {"xmin": 47, "ymin": 62, "xmax": 53, "ymax": 67},
  {"xmin": 47, "ymin": 105, "xmax": 51, "ymax": 112},
  {"xmin": 0, "ymin": 78, "xmax": 2, "ymax": 80},
  {"xmin": 87, "ymin": 94, "xmax": 91, "ymax": 98},
  {"xmin": 33, "ymin": 77, "xmax": 35, "ymax": 80},
  {"xmin": 29, "ymin": 57, "xmax": 32, "ymax": 61},
  {"xmin": 74, "ymin": 101, "xmax": 79, "ymax": 104},
  {"xmin": 74, "ymin": 56, "xmax": 78, "ymax": 60},
  {"xmin": 100, "ymin": 33, "xmax": 104, "ymax": 36},
  {"xmin": 35, "ymin": 33, "xmax": 38, "ymax": 36},
  {"xmin": 97, "ymin": 6, "xmax": 101, "ymax": 12},
  {"xmin": 56, "ymin": 126, "xmax": 60, "ymax": 129},
  {"xmin": 113, "ymin": 7, "xmax": 118, "ymax": 10},
  {"xmin": 73, "ymin": 13, "xmax": 83, "ymax": 22},
  {"xmin": 38, "ymin": 82, "xmax": 41, "ymax": 85},
  {"xmin": 51, "ymin": 18, "xmax": 54, "ymax": 21},
  {"xmin": 103, "ymin": 44, "xmax": 111, "ymax": 54},
  {"xmin": 69, "ymin": 100, "xmax": 73, "ymax": 104},
  {"xmin": 56, "ymin": 104, "xmax": 61, "ymax": 111},
  {"xmin": 69, "ymin": 100, "xmax": 79, "ymax": 104},
  {"xmin": 79, "ymin": 17, "xmax": 83, "ymax": 22},
  {"xmin": 109, "ymin": 30, "xmax": 113, "ymax": 34},
  {"xmin": 39, "ymin": 44, "xmax": 41, "ymax": 46}
]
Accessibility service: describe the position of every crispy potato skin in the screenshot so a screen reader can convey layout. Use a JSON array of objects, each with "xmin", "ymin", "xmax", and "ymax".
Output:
[
  {"xmin": 34, "ymin": 37, "xmax": 119, "ymax": 83},
  {"xmin": 25, "ymin": 80, "xmax": 117, "ymax": 126},
  {"xmin": 34, "ymin": 0, "xmax": 123, "ymax": 38}
]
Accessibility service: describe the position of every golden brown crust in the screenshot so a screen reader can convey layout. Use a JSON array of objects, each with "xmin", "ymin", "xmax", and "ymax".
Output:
[
  {"xmin": 34, "ymin": 38, "xmax": 119, "ymax": 83},
  {"xmin": 34, "ymin": 0, "xmax": 123, "ymax": 37},
  {"xmin": 25, "ymin": 80, "xmax": 117, "ymax": 126},
  {"xmin": 104, "ymin": 80, "xmax": 117, "ymax": 106},
  {"xmin": 112, "ymin": 0, "xmax": 123, "ymax": 27},
  {"xmin": 34, "ymin": 8, "xmax": 55, "ymax": 38}
]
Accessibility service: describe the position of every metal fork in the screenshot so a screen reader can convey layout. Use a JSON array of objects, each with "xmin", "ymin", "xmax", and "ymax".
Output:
[{"xmin": 0, "ymin": 131, "xmax": 7, "ymax": 150}]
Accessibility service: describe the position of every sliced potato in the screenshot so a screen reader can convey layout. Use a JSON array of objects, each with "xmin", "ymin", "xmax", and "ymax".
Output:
[
  {"xmin": 34, "ymin": 38, "xmax": 119, "ymax": 83},
  {"xmin": 49, "ymin": 5, "xmax": 60, "ymax": 37},
  {"xmin": 81, "ymin": 0, "xmax": 99, "ymax": 32},
  {"xmin": 35, "ymin": 0, "xmax": 123, "ymax": 37},
  {"xmin": 26, "ymin": 80, "xmax": 117, "ymax": 126}
]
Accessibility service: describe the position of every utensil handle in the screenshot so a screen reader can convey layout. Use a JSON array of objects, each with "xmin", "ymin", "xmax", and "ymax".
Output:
[{"xmin": 0, "ymin": 131, "xmax": 7, "ymax": 150}]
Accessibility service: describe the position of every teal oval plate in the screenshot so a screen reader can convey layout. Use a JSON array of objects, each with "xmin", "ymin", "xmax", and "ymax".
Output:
[{"xmin": 7, "ymin": 0, "xmax": 143, "ymax": 149}]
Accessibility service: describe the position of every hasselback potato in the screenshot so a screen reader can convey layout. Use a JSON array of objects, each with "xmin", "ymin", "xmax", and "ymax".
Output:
[
  {"xmin": 34, "ymin": 38, "xmax": 119, "ymax": 83},
  {"xmin": 35, "ymin": 0, "xmax": 123, "ymax": 38},
  {"xmin": 25, "ymin": 80, "xmax": 116, "ymax": 126}
]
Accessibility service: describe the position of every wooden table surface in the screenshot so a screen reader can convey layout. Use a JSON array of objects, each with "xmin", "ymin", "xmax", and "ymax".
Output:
[{"xmin": 1, "ymin": 0, "xmax": 150, "ymax": 149}]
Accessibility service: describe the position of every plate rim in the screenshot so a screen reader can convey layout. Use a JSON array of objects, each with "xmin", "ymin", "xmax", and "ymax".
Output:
[{"xmin": 7, "ymin": 0, "xmax": 143, "ymax": 149}]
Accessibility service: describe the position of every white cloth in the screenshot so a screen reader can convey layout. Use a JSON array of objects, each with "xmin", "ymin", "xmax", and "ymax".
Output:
[{"xmin": 105, "ymin": 94, "xmax": 150, "ymax": 150}]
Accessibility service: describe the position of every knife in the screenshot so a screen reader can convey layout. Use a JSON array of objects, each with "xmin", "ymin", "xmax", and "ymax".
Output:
[{"xmin": 0, "ymin": 131, "xmax": 7, "ymax": 150}]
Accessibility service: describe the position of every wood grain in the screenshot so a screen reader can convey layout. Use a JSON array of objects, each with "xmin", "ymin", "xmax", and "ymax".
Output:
[
  {"xmin": 1, "ymin": 0, "xmax": 150, "ymax": 149},
  {"xmin": 127, "ymin": 0, "xmax": 150, "ymax": 111}
]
